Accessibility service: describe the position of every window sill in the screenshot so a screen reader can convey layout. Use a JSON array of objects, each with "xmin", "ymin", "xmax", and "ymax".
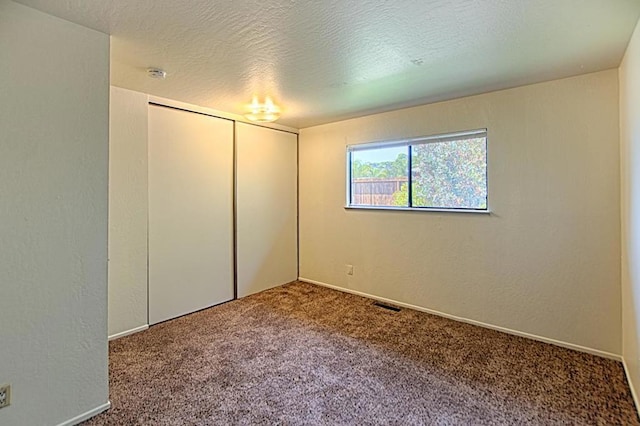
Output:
[{"xmin": 344, "ymin": 205, "xmax": 491, "ymax": 214}]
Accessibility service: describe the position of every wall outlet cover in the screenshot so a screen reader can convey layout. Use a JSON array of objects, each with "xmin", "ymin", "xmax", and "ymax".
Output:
[{"xmin": 0, "ymin": 384, "xmax": 10, "ymax": 409}]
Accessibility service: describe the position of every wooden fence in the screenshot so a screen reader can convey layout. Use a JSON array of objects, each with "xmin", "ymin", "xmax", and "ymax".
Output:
[{"xmin": 351, "ymin": 177, "xmax": 407, "ymax": 205}]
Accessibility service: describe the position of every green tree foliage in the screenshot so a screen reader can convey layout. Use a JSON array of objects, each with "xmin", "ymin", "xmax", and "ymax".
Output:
[
  {"xmin": 411, "ymin": 138, "xmax": 486, "ymax": 209},
  {"xmin": 352, "ymin": 153, "xmax": 408, "ymax": 179},
  {"xmin": 391, "ymin": 182, "xmax": 428, "ymax": 206}
]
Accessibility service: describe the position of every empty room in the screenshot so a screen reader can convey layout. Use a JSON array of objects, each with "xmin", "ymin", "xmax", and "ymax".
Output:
[{"xmin": 3, "ymin": 0, "xmax": 640, "ymax": 424}]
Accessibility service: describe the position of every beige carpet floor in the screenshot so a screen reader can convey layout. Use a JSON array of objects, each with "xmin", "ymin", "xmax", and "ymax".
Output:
[{"xmin": 85, "ymin": 281, "xmax": 638, "ymax": 425}]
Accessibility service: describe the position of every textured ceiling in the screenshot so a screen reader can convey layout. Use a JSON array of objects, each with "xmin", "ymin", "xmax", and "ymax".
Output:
[{"xmin": 14, "ymin": 0, "xmax": 640, "ymax": 128}]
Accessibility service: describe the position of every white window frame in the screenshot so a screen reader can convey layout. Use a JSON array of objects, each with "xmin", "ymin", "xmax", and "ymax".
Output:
[{"xmin": 345, "ymin": 129, "xmax": 489, "ymax": 213}]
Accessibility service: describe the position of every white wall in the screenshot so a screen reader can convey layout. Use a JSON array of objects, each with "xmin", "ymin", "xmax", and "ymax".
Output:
[
  {"xmin": 236, "ymin": 123, "xmax": 298, "ymax": 297},
  {"xmin": 621, "ymin": 17, "xmax": 640, "ymax": 408},
  {"xmin": 0, "ymin": 2, "xmax": 110, "ymax": 425},
  {"xmin": 299, "ymin": 70, "xmax": 621, "ymax": 356},
  {"xmin": 109, "ymin": 87, "xmax": 149, "ymax": 338}
]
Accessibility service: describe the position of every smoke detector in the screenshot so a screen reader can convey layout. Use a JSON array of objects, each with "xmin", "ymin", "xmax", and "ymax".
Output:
[{"xmin": 147, "ymin": 68, "xmax": 167, "ymax": 79}]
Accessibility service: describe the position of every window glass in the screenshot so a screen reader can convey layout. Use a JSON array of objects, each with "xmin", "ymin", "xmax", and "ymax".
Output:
[
  {"xmin": 411, "ymin": 137, "xmax": 487, "ymax": 209},
  {"xmin": 347, "ymin": 130, "xmax": 487, "ymax": 211},
  {"xmin": 351, "ymin": 146, "xmax": 409, "ymax": 207}
]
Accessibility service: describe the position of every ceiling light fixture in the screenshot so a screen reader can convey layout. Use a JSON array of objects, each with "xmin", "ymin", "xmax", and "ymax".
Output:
[
  {"xmin": 244, "ymin": 96, "xmax": 281, "ymax": 123},
  {"xmin": 147, "ymin": 68, "xmax": 167, "ymax": 79}
]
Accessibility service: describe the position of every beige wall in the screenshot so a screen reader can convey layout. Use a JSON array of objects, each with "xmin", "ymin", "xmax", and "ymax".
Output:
[
  {"xmin": 0, "ymin": 2, "xmax": 110, "ymax": 425},
  {"xmin": 299, "ymin": 70, "xmax": 621, "ymax": 356},
  {"xmin": 108, "ymin": 87, "xmax": 149, "ymax": 338},
  {"xmin": 621, "ymin": 17, "xmax": 640, "ymax": 408}
]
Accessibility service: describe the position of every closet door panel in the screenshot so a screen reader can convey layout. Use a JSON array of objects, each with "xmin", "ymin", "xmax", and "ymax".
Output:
[
  {"xmin": 236, "ymin": 123, "xmax": 298, "ymax": 297},
  {"xmin": 148, "ymin": 105, "xmax": 234, "ymax": 324}
]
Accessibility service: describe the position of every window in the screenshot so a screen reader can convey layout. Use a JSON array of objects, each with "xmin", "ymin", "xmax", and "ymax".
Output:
[{"xmin": 347, "ymin": 129, "xmax": 488, "ymax": 211}]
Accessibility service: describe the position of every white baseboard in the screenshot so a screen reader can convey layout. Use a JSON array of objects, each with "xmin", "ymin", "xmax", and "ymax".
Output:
[
  {"xmin": 299, "ymin": 277, "xmax": 621, "ymax": 361},
  {"xmin": 622, "ymin": 358, "xmax": 640, "ymax": 414},
  {"xmin": 56, "ymin": 401, "xmax": 111, "ymax": 426},
  {"xmin": 109, "ymin": 324, "xmax": 148, "ymax": 341}
]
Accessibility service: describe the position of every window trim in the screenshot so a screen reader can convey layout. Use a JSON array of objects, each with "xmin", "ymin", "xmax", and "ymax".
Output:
[
  {"xmin": 345, "ymin": 129, "xmax": 489, "ymax": 213},
  {"xmin": 343, "ymin": 205, "xmax": 491, "ymax": 214}
]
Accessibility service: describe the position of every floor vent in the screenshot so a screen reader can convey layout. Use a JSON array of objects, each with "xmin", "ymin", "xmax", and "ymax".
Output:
[{"xmin": 373, "ymin": 301, "xmax": 401, "ymax": 312}]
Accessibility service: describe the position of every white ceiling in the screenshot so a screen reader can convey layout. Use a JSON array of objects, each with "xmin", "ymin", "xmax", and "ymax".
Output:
[{"xmin": 14, "ymin": 0, "xmax": 640, "ymax": 128}]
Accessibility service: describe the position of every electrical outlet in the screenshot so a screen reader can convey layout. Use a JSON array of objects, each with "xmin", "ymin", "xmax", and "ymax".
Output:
[
  {"xmin": 346, "ymin": 264, "xmax": 354, "ymax": 275},
  {"xmin": 0, "ymin": 384, "xmax": 10, "ymax": 409}
]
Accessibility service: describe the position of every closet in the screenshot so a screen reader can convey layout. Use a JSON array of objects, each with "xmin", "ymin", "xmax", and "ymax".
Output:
[
  {"xmin": 148, "ymin": 105, "xmax": 234, "ymax": 324},
  {"xmin": 146, "ymin": 103, "xmax": 297, "ymax": 325},
  {"xmin": 236, "ymin": 123, "xmax": 298, "ymax": 297}
]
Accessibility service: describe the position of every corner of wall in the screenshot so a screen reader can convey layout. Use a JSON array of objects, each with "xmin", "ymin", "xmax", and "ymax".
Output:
[
  {"xmin": 108, "ymin": 86, "xmax": 150, "ymax": 337},
  {"xmin": 620, "ymin": 15, "xmax": 640, "ymax": 415}
]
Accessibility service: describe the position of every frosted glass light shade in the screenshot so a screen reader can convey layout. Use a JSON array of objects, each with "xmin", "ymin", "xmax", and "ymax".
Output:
[{"xmin": 244, "ymin": 96, "xmax": 281, "ymax": 123}]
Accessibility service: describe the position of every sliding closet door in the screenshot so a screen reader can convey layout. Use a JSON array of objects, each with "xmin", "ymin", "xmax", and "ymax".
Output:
[
  {"xmin": 236, "ymin": 123, "xmax": 298, "ymax": 297},
  {"xmin": 148, "ymin": 105, "xmax": 234, "ymax": 324}
]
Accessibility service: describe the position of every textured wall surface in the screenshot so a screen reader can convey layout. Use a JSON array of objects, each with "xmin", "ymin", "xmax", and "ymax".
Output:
[
  {"xmin": 299, "ymin": 70, "xmax": 621, "ymax": 355},
  {"xmin": 12, "ymin": 0, "xmax": 640, "ymax": 128},
  {"xmin": 621, "ymin": 17, "xmax": 640, "ymax": 409},
  {"xmin": 0, "ymin": 2, "xmax": 109, "ymax": 425},
  {"xmin": 109, "ymin": 87, "xmax": 149, "ymax": 338}
]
